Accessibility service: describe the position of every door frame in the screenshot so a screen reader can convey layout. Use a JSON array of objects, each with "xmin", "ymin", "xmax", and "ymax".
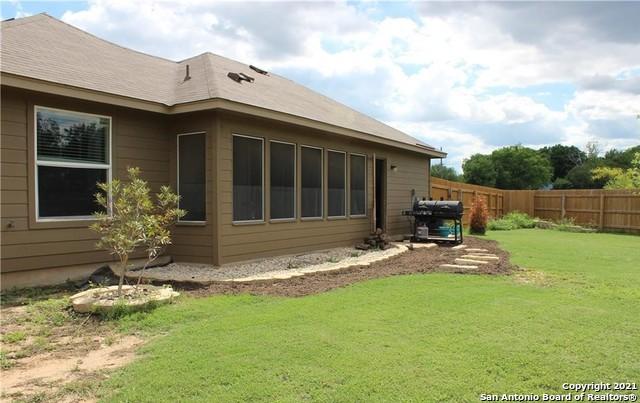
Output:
[{"xmin": 373, "ymin": 157, "xmax": 387, "ymax": 232}]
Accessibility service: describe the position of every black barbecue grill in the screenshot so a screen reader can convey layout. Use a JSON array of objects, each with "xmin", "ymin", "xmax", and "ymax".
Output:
[{"xmin": 402, "ymin": 199, "xmax": 464, "ymax": 244}]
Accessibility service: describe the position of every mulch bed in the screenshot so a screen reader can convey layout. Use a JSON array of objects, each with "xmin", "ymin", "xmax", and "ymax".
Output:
[{"xmin": 180, "ymin": 236, "xmax": 515, "ymax": 298}]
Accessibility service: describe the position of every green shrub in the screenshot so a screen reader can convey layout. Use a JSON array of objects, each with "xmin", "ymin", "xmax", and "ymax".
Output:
[{"xmin": 487, "ymin": 211, "xmax": 536, "ymax": 231}]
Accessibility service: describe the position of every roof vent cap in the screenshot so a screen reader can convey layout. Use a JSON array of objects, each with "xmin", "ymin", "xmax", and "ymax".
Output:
[
  {"xmin": 249, "ymin": 65, "xmax": 268, "ymax": 75},
  {"xmin": 227, "ymin": 72, "xmax": 255, "ymax": 84}
]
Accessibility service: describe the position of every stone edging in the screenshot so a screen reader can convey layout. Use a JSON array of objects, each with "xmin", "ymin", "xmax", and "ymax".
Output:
[{"xmin": 222, "ymin": 243, "xmax": 416, "ymax": 282}]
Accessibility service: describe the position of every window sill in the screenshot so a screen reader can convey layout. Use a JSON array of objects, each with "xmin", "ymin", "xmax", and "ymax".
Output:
[
  {"xmin": 30, "ymin": 217, "xmax": 97, "ymax": 230},
  {"xmin": 177, "ymin": 221, "xmax": 207, "ymax": 226},
  {"xmin": 300, "ymin": 217, "xmax": 324, "ymax": 222},
  {"xmin": 232, "ymin": 220, "xmax": 266, "ymax": 226},
  {"xmin": 349, "ymin": 215, "xmax": 368, "ymax": 219},
  {"xmin": 269, "ymin": 218, "xmax": 296, "ymax": 224},
  {"xmin": 327, "ymin": 216, "xmax": 347, "ymax": 220}
]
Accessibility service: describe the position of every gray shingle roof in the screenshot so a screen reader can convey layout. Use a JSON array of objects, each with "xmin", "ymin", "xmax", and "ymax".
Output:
[{"xmin": 1, "ymin": 14, "xmax": 438, "ymax": 151}]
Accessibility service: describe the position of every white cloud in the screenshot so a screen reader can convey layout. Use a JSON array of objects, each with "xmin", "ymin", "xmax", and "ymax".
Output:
[{"xmin": 57, "ymin": 0, "xmax": 640, "ymax": 171}]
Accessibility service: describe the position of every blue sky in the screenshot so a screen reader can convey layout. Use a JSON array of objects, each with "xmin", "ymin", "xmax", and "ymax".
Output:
[{"xmin": 3, "ymin": 1, "xmax": 639, "ymax": 171}]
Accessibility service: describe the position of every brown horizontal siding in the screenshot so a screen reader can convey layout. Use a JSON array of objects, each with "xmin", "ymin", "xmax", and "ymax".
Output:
[
  {"xmin": 0, "ymin": 87, "xmax": 174, "ymax": 276},
  {"xmin": 1, "ymin": 177, "xmax": 27, "ymax": 191},
  {"xmin": 216, "ymin": 112, "xmax": 430, "ymax": 264},
  {"xmin": 165, "ymin": 111, "xmax": 216, "ymax": 265},
  {"xmin": 1, "ymin": 134, "xmax": 27, "ymax": 150}
]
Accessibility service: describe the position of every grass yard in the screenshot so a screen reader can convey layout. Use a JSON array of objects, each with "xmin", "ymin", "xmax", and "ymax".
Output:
[{"xmin": 95, "ymin": 229, "xmax": 639, "ymax": 402}]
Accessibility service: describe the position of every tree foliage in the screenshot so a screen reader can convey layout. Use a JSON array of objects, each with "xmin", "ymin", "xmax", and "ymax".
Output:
[
  {"xmin": 430, "ymin": 163, "xmax": 462, "ymax": 182},
  {"xmin": 462, "ymin": 154, "xmax": 496, "ymax": 187},
  {"xmin": 459, "ymin": 143, "xmax": 638, "ymax": 190},
  {"xmin": 538, "ymin": 145, "xmax": 586, "ymax": 181},
  {"xmin": 491, "ymin": 146, "xmax": 552, "ymax": 190},
  {"xmin": 566, "ymin": 161, "xmax": 607, "ymax": 189},
  {"xmin": 90, "ymin": 167, "xmax": 185, "ymax": 296},
  {"xmin": 592, "ymin": 152, "xmax": 640, "ymax": 190}
]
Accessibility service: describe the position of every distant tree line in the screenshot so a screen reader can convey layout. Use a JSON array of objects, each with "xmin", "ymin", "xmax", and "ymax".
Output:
[{"xmin": 430, "ymin": 143, "xmax": 640, "ymax": 190}]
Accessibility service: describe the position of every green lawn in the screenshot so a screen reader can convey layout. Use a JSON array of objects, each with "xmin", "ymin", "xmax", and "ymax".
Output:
[{"xmin": 103, "ymin": 230, "xmax": 639, "ymax": 402}]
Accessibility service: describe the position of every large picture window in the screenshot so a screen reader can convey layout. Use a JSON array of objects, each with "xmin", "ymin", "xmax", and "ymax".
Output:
[
  {"xmin": 350, "ymin": 154, "xmax": 367, "ymax": 216},
  {"xmin": 178, "ymin": 133, "xmax": 206, "ymax": 222},
  {"xmin": 328, "ymin": 150, "xmax": 346, "ymax": 217},
  {"xmin": 270, "ymin": 141, "xmax": 295, "ymax": 220},
  {"xmin": 301, "ymin": 146, "xmax": 323, "ymax": 218},
  {"xmin": 233, "ymin": 135, "xmax": 264, "ymax": 222},
  {"xmin": 35, "ymin": 106, "xmax": 110, "ymax": 220}
]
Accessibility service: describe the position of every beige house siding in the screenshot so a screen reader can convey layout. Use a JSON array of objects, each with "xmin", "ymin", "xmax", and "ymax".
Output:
[
  {"xmin": 1, "ymin": 88, "xmax": 432, "ymax": 288},
  {"xmin": 167, "ymin": 111, "xmax": 217, "ymax": 265},
  {"xmin": 1, "ymin": 87, "xmax": 170, "ymax": 285},
  {"xmin": 216, "ymin": 112, "xmax": 430, "ymax": 264}
]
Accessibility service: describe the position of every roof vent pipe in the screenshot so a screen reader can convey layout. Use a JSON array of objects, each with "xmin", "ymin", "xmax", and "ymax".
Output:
[{"xmin": 184, "ymin": 64, "xmax": 191, "ymax": 81}]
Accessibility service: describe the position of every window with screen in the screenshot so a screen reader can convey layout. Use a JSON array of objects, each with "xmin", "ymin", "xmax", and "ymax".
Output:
[
  {"xmin": 301, "ymin": 146, "xmax": 323, "ymax": 218},
  {"xmin": 35, "ymin": 106, "xmax": 110, "ymax": 219},
  {"xmin": 328, "ymin": 150, "xmax": 346, "ymax": 217},
  {"xmin": 350, "ymin": 154, "xmax": 366, "ymax": 216},
  {"xmin": 233, "ymin": 135, "xmax": 264, "ymax": 221},
  {"xmin": 270, "ymin": 141, "xmax": 295, "ymax": 220},
  {"xmin": 178, "ymin": 133, "xmax": 206, "ymax": 222}
]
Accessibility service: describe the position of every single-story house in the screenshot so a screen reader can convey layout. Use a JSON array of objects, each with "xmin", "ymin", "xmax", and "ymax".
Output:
[{"xmin": 0, "ymin": 14, "xmax": 446, "ymax": 289}]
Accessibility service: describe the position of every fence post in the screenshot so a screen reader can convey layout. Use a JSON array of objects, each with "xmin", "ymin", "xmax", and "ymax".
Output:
[
  {"xmin": 599, "ymin": 193, "xmax": 605, "ymax": 230},
  {"xmin": 561, "ymin": 194, "xmax": 566, "ymax": 220}
]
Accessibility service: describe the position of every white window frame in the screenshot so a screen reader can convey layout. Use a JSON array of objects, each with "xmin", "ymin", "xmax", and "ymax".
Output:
[
  {"xmin": 34, "ymin": 105, "xmax": 112, "ymax": 222},
  {"xmin": 327, "ymin": 149, "xmax": 347, "ymax": 219},
  {"xmin": 269, "ymin": 140, "xmax": 297, "ymax": 222},
  {"xmin": 349, "ymin": 152, "xmax": 368, "ymax": 218},
  {"xmin": 300, "ymin": 145, "xmax": 324, "ymax": 220},
  {"xmin": 232, "ymin": 133, "xmax": 265, "ymax": 224},
  {"xmin": 177, "ymin": 132, "xmax": 207, "ymax": 224}
]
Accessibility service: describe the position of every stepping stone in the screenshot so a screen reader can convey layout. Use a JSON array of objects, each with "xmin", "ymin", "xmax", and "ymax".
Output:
[
  {"xmin": 412, "ymin": 243, "xmax": 437, "ymax": 249},
  {"xmin": 451, "ymin": 244, "xmax": 467, "ymax": 250},
  {"xmin": 455, "ymin": 258, "xmax": 489, "ymax": 265},
  {"xmin": 466, "ymin": 248, "xmax": 488, "ymax": 252},
  {"xmin": 461, "ymin": 254, "xmax": 499, "ymax": 260},
  {"xmin": 439, "ymin": 264, "xmax": 478, "ymax": 270}
]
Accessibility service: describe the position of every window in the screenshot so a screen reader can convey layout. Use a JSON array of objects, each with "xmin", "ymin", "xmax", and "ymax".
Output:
[
  {"xmin": 270, "ymin": 141, "xmax": 296, "ymax": 220},
  {"xmin": 233, "ymin": 135, "xmax": 264, "ymax": 222},
  {"xmin": 178, "ymin": 133, "xmax": 206, "ymax": 222},
  {"xmin": 301, "ymin": 146, "xmax": 323, "ymax": 218},
  {"xmin": 328, "ymin": 150, "xmax": 346, "ymax": 217},
  {"xmin": 350, "ymin": 154, "xmax": 367, "ymax": 216},
  {"xmin": 35, "ymin": 106, "xmax": 110, "ymax": 220}
]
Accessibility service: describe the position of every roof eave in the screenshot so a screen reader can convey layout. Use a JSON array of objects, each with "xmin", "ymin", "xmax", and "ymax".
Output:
[{"xmin": 1, "ymin": 72, "xmax": 446, "ymax": 158}]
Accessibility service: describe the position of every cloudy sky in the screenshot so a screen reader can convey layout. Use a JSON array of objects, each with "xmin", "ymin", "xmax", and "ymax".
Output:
[{"xmin": 3, "ymin": 1, "xmax": 639, "ymax": 171}]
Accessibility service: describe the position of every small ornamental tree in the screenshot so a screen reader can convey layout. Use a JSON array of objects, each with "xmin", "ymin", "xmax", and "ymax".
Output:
[
  {"xmin": 90, "ymin": 167, "xmax": 184, "ymax": 296},
  {"xmin": 137, "ymin": 186, "xmax": 185, "ymax": 285},
  {"xmin": 468, "ymin": 197, "xmax": 489, "ymax": 235}
]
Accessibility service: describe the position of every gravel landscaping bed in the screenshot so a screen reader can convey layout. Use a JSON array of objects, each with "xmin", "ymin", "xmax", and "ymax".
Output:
[
  {"xmin": 186, "ymin": 236, "xmax": 514, "ymax": 297},
  {"xmin": 135, "ymin": 247, "xmax": 374, "ymax": 282}
]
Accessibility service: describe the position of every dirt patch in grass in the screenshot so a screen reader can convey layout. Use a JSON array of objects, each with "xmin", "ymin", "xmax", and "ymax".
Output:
[
  {"xmin": 184, "ymin": 236, "xmax": 514, "ymax": 298},
  {"xmin": 0, "ymin": 297, "xmax": 143, "ymax": 402}
]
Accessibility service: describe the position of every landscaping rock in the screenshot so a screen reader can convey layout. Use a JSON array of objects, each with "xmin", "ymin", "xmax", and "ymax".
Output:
[
  {"xmin": 535, "ymin": 220, "xmax": 555, "ymax": 229},
  {"xmin": 461, "ymin": 254, "xmax": 499, "ymax": 260},
  {"xmin": 455, "ymin": 258, "xmax": 489, "ymax": 265},
  {"xmin": 465, "ymin": 248, "xmax": 488, "ymax": 253},
  {"xmin": 70, "ymin": 285, "xmax": 179, "ymax": 314},
  {"xmin": 356, "ymin": 243, "xmax": 371, "ymax": 251},
  {"xmin": 451, "ymin": 244, "xmax": 467, "ymax": 250},
  {"xmin": 439, "ymin": 264, "xmax": 479, "ymax": 270}
]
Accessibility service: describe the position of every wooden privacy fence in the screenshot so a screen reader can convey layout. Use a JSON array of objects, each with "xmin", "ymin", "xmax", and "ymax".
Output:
[
  {"xmin": 430, "ymin": 177, "xmax": 504, "ymax": 225},
  {"xmin": 429, "ymin": 177, "xmax": 640, "ymax": 233},
  {"xmin": 504, "ymin": 189, "xmax": 640, "ymax": 232}
]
